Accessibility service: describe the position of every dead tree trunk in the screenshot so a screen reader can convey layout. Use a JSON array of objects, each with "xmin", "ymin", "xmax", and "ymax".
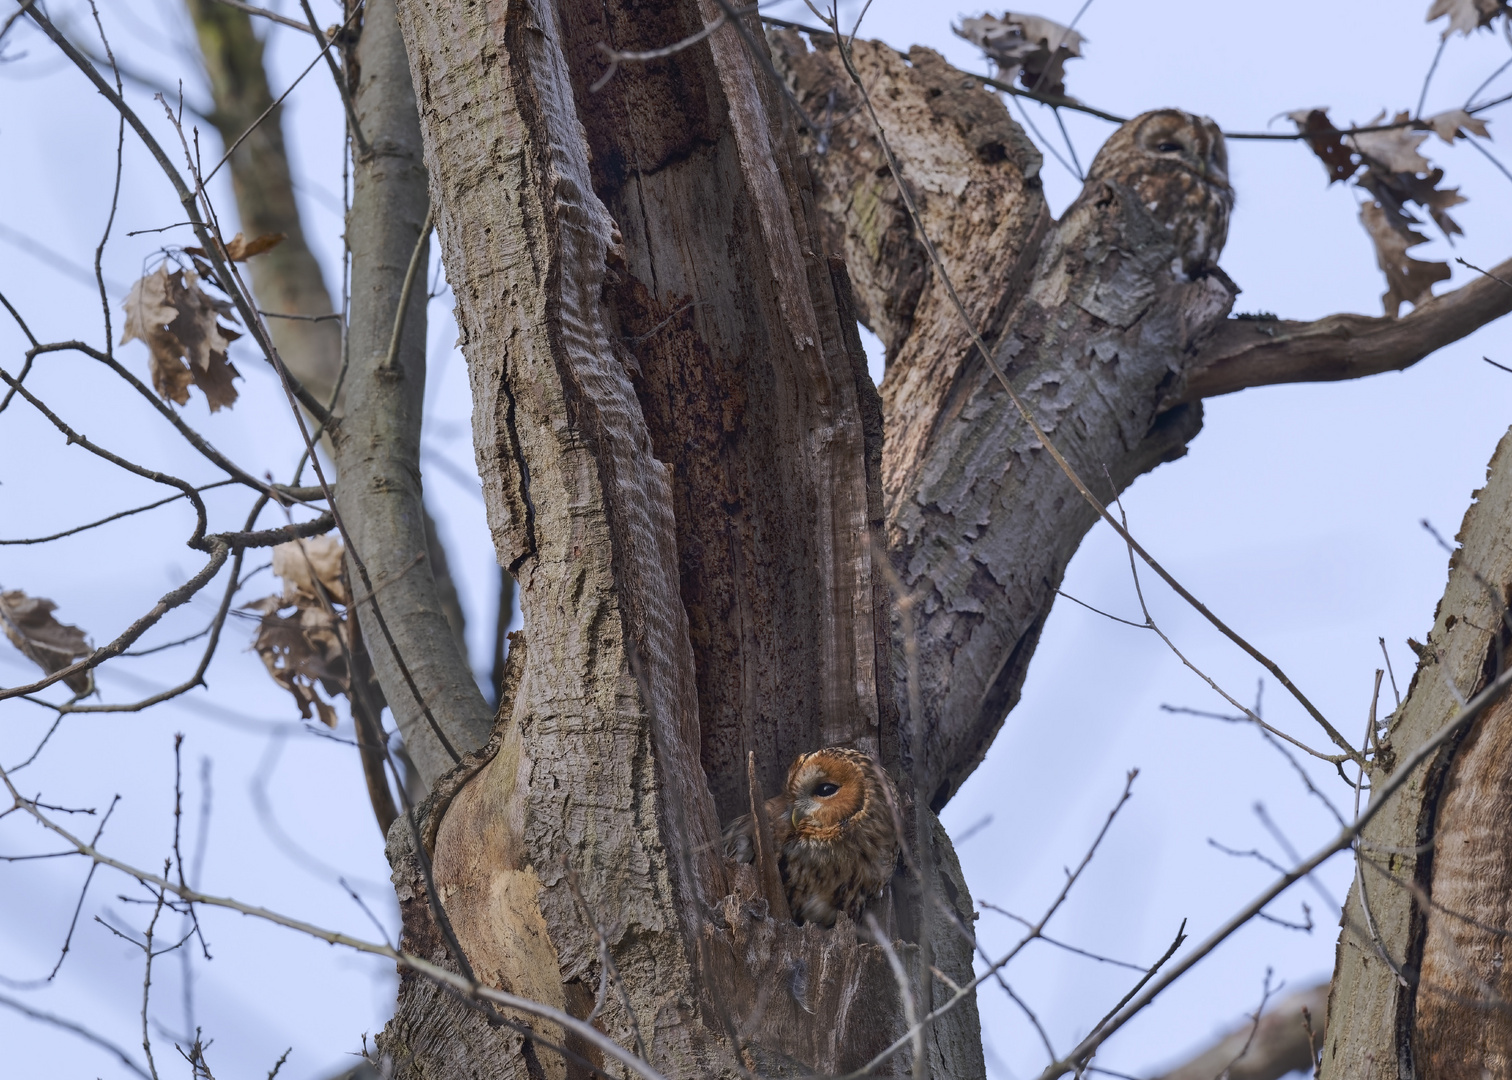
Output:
[
  {"xmin": 360, "ymin": 8, "xmax": 1512, "ymax": 1075},
  {"xmin": 381, "ymin": 2, "xmax": 978, "ymax": 1075}
]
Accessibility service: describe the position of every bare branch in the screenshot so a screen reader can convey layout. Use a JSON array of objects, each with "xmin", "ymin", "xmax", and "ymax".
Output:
[
  {"xmin": 0, "ymin": 773, "xmax": 671, "ymax": 1080},
  {"xmin": 1183, "ymin": 256, "xmax": 1512, "ymax": 401}
]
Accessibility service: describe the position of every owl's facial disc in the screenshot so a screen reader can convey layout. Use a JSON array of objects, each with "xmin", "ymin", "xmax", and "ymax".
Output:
[{"xmin": 788, "ymin": 753, "xmax": 866, "ymax": 833}]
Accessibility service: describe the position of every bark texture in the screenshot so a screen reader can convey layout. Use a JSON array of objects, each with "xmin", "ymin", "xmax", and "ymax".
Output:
[
  {"xmin": 772, "ymin": 34, "xmax": 1225, "ymax": 807},
  {"xmin": 384, "ymin": 2, "xmax": 979, "ymax": 1075},
  {"xmin": 334, "ymin": 0, "xmax": 494, "ymax": 787},
  {"xmin": 1322, "ymin": 422, "xmax": 1512, "ymax": 1079}
]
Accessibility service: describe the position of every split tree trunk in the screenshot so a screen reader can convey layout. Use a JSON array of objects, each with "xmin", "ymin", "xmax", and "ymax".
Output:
[
  {"xmin": 382, "ymin": 2, "xmax": 979, "ymax": 1075},
  {"xmin": 361, "ymin": 9, "xmax": 1512, "ymax": 1075}
]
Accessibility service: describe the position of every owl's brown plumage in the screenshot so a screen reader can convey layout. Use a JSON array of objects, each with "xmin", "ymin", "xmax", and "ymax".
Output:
[
  {"xmin": 723, "ymin": 746, "xmax": 900, "ymax": 927},
  {"xmin": 1086, "ymin": 109, "xmax": 1232, "ymax": 279}
]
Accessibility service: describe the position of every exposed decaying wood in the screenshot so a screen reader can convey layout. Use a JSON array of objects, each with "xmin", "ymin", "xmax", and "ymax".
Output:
[
  {"xmin": 1412, "ymin": 693, "xmax": 1512, "ymax": 1075},
  {"xmin": 334, "ymin": 0, "xmax": 494, "ymax": 789},
  {"xmin": 385, "ymin": 1, "xmax": 979, "ymax": 1074},
  {"xmin": 1322, "ymin": 424, "xmax": 1512, "ymax": 1079},
  {"xmin": 772, "ymin": 33, "xmax": 1226, "ymax": 808}
]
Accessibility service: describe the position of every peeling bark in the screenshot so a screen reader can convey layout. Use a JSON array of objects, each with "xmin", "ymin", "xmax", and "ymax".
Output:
[{"xmin": 384, "ymin": 2, "xmax": 980, "ymax": 1075}]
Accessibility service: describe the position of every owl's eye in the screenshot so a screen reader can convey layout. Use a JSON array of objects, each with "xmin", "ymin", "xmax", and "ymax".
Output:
[
  {"xmin": 1155, "ymin": 141, "xmax": 1183, "ymax": 153},
  {"xmin": 814, "ymin": 782, "xmax": 840, "ymax": 797}
]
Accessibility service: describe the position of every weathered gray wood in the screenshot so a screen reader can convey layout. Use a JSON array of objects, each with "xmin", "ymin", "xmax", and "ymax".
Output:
[
  {"xmin": 772, "ymin": 34, "xmax": 1226, "ymax": 808},
  {"xmin": 384, "ymin": 2, "xmax": 981, "ymax": 1075}
]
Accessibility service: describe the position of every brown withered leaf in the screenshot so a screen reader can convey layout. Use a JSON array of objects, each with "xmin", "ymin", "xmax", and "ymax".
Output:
[
  {"xmin": 246, "ymin": 594, "xmax": 348, "ymax": 727},
  {"xmin": 246, "ymin": 536, "xmax": 352, "ymax": 726},
  {"xmin": 120, "ymin": 265, "xmax": 242, "ymax": 411},
  {"xmin": 272, "ymin": 535, "xmax": 349, "ymax": 605},
  {"xmin": 0, "ymin": 589, "xmax": 94, "ymax": 696},
  {"xmin": 1427, "ymin": 0, "xmax": 1502, "ymax": 37},
  {"xmin": 1285, "ymin": 108, "xmax": 1359, "ymax": 184},
  {"xmin": 1360, "ymin": 200, "xmax": 1451, "ymax": 317},
  {"xmin": 1348, "ymin": 111, "xmax": 1431, "ymax": 174},
  {"xmin": 1425, "ymin": 107, "xmax": 1491, "ymax": 144},
  {"xmin": 955, "ymin": 12, "xmax": 1085, "ymax": 97},
  {"xmin": 223, "ymin": 232, "xmax": 286, "ymax": 261}
]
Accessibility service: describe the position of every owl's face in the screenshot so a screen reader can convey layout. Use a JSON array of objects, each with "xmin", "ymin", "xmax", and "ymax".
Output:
[
  {"xmin": 1086, "ymin": 109, "xmax": 1233, "ymax": 278},
  {"xmin": 1126, "ymin": 110, "xmax": 1228, "ymax": 187},
  {"xmin": 784, "ymin": 748, "xmax": 871, "ymax": 840}
]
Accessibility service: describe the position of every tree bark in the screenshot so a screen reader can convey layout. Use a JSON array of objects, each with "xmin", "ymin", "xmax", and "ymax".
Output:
[
  {"xmin": 383, "ymin": 2, "xmax": 980, "ymax": 1075},
  {"xmin": 1321, "ymin": 423, "xmax": 1512, "ymax": 1078},
  {"xmin": 770, "ymin": 34, "xmax": 1224, "ymax": 808},
  {"xmin": 333, "ymin": 0, "xmax": 494, "ymax": 788},
  {"xmin": 365, "ymin": 10, "xmax": 1512, "ymax": 1075}
]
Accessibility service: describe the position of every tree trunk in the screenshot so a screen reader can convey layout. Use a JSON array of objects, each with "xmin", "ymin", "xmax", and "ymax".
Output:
[
  {"xmin": 381, "ymin": 2, "xmax": 980, "ymax": 1075},
  {"xmin": 334, "ymin": 0, "xmax": 495, "ymax": 788},
  {"xmin": 363, "ymin": 8, "xmax": 1512, "ymax": 1073},
  {"xmin": 185, "ymin": 0, "xmax": 484, "ymax": 795},
  {"xmin": 1321, "ymin": 423, "xmax": 1512, "ymax": 1078}
]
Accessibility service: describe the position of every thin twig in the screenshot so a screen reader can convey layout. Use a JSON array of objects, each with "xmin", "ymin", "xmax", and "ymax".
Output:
[
  {"xmin": 297, "ymin": 0, "xmax": 367, "ymax": 155},
  {"xmin": 0, "ymin": 769, "xmax": 670, "ymax": 1080},
  {"xmin": 209, "ymin": 0, "xmax": 313, "ymax": 34}
]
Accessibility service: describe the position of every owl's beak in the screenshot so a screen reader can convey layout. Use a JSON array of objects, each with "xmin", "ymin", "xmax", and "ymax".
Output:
[{"xmin": 791, "ymin": 806, "xmax": 801, "ymax": 830}]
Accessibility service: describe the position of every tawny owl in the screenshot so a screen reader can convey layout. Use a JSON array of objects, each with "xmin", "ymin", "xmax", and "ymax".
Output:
[
  {"xmin": 723, "ymin": 746, "xmax": 900, "ymax": 927},
  {"xmin": 1085, "ymin": 109, "xmax": 1232, "ymax": 279}
]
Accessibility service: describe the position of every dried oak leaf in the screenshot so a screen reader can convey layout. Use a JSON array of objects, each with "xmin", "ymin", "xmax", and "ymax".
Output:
[
  {"xmin": 184, "ymin": 231, "xmax": 285, "ymax": 262},
  {"xmin": 120, "ymin": 265, "xmax": 242, "ymax": 411},
  {"xmin": 0, "ymin": 589, "xmax": 93, "ymax": 696},
  {"xmin": 955, "ymin": 12, "xmax": 1085, "ymax": 97},
  {"xmin": 245, "ymin": 536, "xmax": 352, "ymax": 727},
  {"xmin": 1360, "ymin": 200, "xmax": 1450, "ymax": 317},
  {"xmin": 1285, "ymin": 108, "xmax": 1359, "ymax": 184},
  {"xmin": 1346, "ymin": 112, "xmax": 1466, "ymax": 239},
  {"xmin": 1427, "ymin": 0, "xmax": 1502, "ymax": 37},
  {"xmin": 1425, "ymin": 107, "xmax": 1491, "ymax": 144},
  {"xmin": 1348, "ymin": 111, "xmax": 1431, "ymax": 174},
  {"xmin": 246, "ymin": 595, "xmax": 347, "ymax": 727},
  {"xmin": 224, "ymin": 232, "xmax": 286, "ymax": 261},
  {"xmin": 272, "ymin": 534, "xmax": 348, "ymax": 605}
]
